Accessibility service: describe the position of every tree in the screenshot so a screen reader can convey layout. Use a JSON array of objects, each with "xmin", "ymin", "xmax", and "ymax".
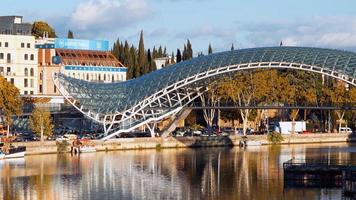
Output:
[
  {"xmin": 176, "ymin": 49, "xmax": 182, "ymax": 63},
  {"xmin": 67, "ymin": 30, "xmax": 74, "ymax": 38},
  {"xmin": 138, "ymin": 30, "xmax": 147, "ymax": 75},
  {"xmin": 147, "ymin": 48, "xmax": 157, "ymax": 72},
  {"xmin": 186, "ymin": 40, "xmax": 193, "ymax": 59},
  {"xmin": 31, "ymin": 21, "xmax": 57, "ymax": 38},
  {"xmin": 0, "ymin": 77, "xmax": 22, "ymax": 137},
  {"xmin": 208, "ymin": 43, "xmax": 213, "ymax": 55},
  {"xmin": 170, "ymin": 52, "xmax": 175, "ymax": 64},
  {"xmin": 231, "ymin": 43, "xmax": 235, "ymax": 51},
  {"xmin": 29, "ymin": 107, "xmax": 53, "ymax": 143}
]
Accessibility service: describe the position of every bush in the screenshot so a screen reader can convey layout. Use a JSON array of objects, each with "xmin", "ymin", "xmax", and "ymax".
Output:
[
  {"xmin": 267, "ymin": 132, "xmax": 284, "ymax": 144},
  {"xmin": 56, "ymin": 140, "xmax": 70, "ymax": 153}
]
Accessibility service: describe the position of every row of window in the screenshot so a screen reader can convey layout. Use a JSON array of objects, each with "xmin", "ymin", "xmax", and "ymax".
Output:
[
  {"xmin": 0, "ymin": 42, "xmax": 9, "ymax": 48},
  {"xmin": 4, "ymin": 77, "xmax": 34, "ymax": 95},
  {"xmin": 24, "ymin": 68, "xmax": 35, "ymax": 76},
  {"xmin": 24, "ymin": 91, "xmax": 34, "ymax": 95},
  {"xmin": 0, "ymin": 53, "xmax": 35, "ymax": 61},
  {"xmin": 24, "ymin": 78, "xmax": 34, "ymax": 88},
  {"xmin": 67, "ymin": 72, "xmax": 125, "ymax": 82},
  {"xmin": 24, "ymin": 54, "xmax": 35, "ymax": 61},
  {"xmin": 0, "ymin": 42, "xmax": 32, "ymax": 48}
]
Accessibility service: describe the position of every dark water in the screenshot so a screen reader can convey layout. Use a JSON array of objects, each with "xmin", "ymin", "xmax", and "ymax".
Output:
[{"xmin": 1, "ymin": 143, "xmax": 356, "ymax": 200}]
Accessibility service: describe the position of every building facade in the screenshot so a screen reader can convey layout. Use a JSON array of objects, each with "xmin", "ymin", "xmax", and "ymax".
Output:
[
  {"xmin": 36, "ymin": 38, "xmax": 127, "ymax": 96},
  {"xmin": 0, "ymin": 16, "xmax": 32, "ymax": 35},
  {"xmin": 0, "ymin": 34, "xmax": 38, "ymax": 95}
]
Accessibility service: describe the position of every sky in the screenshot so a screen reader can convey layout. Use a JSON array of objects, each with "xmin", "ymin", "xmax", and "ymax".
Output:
[{"xmin": 2, "ymin": 0, "xmax": 356, "ymax": 55}]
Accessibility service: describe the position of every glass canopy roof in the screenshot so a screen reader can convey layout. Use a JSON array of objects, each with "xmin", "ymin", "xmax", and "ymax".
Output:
[{"xmin": 56, "ymin": 46, "xmax": 356, "ymax": 115}]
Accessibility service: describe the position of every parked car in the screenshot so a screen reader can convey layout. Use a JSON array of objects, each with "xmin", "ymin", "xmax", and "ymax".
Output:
[{"xmin": 339, "ymin": 127, "xmax": 353, "ymax": 134}]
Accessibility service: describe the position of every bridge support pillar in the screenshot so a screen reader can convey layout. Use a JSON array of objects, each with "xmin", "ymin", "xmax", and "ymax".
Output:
[{"xmin": 146, "ymin": 122, "xmax": 157, "ymax": 137}]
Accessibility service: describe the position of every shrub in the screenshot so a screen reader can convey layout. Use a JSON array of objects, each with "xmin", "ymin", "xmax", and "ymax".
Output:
[{"xmin": 267, "ymin": 131, "xmax": 284, "ymax": 144}]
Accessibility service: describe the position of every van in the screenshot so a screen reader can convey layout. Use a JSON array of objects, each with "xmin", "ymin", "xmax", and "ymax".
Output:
[{"xmin": 340, "ymin": 127, "xmax": 353, "ymax": 134}]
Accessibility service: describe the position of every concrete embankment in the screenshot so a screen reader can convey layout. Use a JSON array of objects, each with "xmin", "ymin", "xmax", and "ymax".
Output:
[{"xmin": 14, "ymin": 133, "xmax": 356, "ymax": 155}]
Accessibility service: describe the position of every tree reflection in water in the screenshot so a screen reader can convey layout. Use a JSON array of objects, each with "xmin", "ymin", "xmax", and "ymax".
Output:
[{"xmin": 0, "ymin": 143, "xmax": 354, "ymax": 200}]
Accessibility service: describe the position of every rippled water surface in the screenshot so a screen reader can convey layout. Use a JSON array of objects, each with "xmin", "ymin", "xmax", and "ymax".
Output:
[{"xmin": 1, "ymin": 143, "xmax": 356, "ymax": 200}]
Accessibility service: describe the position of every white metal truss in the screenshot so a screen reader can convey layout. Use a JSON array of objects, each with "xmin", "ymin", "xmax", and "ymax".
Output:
[{"xmin": 53, "ymin": 62, "xmax": 356, "ymax": 140}]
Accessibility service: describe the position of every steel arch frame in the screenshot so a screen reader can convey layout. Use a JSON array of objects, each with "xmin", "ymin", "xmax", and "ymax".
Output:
[{"xmin": 53, "ymin": 61, "xmax": 356, "ymax": 140}]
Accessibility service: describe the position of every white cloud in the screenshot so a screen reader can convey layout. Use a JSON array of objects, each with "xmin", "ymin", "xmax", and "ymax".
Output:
[
  {"xmin": 69, "ymin": 0, "xmax": 152, "ymax": 37},
  {"xmin": 239, "ymin": 16, "xmax": 356, "ymax": 50}
]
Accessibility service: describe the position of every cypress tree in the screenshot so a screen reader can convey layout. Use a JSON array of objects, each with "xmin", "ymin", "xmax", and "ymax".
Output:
[
  {"xmin": 138, "ymin": 30, "xmax": 146, "ymax": 75},
  {"xmin": 176, "ymin": 49, "xmax": 182, "ymax": 63},
  {"xmin": 171, "ymin": 52, "xmax": 175, "ymax": 64},
  {"xmin": 152, "ymin": 46, "xmax": 157, "ymax": 58},
  {"xmin": 67, "ymin": 30, "xmax": 74, "ymax": 38},
  {"xmin": 208, "ymin": 43, "xmax": 213, "ymax": 55},
  {"xmin": 158, "ymin": 46, "xmax": 163, "ymax": 57},
  {"xmin": 124, "ymin": 41, "xmax": 132, "ymax": 79},
  {"xmin": 130, "ymin": 45, "xmax": 139, "ymax": 78},
  {"xmin": 186, "ymin": 40, "xmax": 193, "ymax": 59},
  {"xmin": 163, "ymin": 47, "xmax": 167, "ymax": 57},
  {"xmin": 231, "ymin": 43, "xmax": 234, "ymax": 51},
  {"xmin": 182, "ymin": 45, "xmax": 187, "ymax": 61}
]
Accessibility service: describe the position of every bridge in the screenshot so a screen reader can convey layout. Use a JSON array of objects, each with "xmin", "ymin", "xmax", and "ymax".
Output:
[{"xmin": 52, "ymin": 46, "xmax": 356, "ymax": 140}]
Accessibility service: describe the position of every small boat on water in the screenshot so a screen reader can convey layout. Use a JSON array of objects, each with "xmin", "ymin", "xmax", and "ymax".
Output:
[{"xmin": 0, "ymin": 145, "xmax": 26, "ymax": 159}]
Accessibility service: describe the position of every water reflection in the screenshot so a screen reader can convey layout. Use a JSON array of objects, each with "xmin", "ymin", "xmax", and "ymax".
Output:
[{"xmin": 1, "ymin": 143, "xmax": 355, "ymax": 200}]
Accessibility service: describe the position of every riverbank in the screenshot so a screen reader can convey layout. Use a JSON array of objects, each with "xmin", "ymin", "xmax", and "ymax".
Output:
[{"xmin": 13, "ymin": 133, "xmax": 356, "ymax": 155}]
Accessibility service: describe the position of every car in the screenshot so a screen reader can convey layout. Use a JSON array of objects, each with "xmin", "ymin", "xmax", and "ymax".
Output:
[{"xmin": 339, "ymin": 127, "xmax": 353, "ymax": 134}]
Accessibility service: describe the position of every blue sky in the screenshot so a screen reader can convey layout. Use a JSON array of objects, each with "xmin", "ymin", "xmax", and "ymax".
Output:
[{"xmin": 2, "ymin": 0, "xmax": 356, "ymax": 55}]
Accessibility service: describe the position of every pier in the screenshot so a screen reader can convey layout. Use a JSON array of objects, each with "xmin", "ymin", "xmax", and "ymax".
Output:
[{"xmin": 283, "ymin": 159, "xmax": 356, "ymax": 197}]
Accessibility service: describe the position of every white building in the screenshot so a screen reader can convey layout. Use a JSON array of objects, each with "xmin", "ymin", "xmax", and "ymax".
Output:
[{"xmin": 0, "ymin": 34, "xmax": 38, "ymax": 95}]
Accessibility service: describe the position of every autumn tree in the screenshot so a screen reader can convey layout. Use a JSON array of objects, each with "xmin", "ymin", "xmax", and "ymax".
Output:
[
  {"xmin": 29, "ymin": 107, "xmax": 53, "ymax": 143},
  {"xmin": 32, "ymin": 21, "xmax": 57, "ymax": 38},
  {"xmin": 0, "ymin": 77, "xmax": 23, "ymax": 137}
]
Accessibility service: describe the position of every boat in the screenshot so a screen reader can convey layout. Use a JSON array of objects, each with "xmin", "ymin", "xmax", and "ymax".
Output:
[
  {"xmin": 79, "ymin": 146, "xmax": 96, "ymax": 153},
  {"xmin": 0, "ymin": 146, "xmax": 26, "ymax": 159}
]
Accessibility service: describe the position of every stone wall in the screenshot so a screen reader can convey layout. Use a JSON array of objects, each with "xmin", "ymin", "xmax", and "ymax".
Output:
[{"xmin": 15, "ymin": 133, "xmax": 356, "ymax": 155}]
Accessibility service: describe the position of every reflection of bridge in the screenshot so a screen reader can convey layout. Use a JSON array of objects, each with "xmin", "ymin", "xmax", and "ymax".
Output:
[{"xmin": 53, "ymin": 47, "xmax": 356, "ymax": 139}]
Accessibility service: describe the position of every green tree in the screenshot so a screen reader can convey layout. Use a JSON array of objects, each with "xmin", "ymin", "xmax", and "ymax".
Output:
[
  {"xmin": 170, "ymin": 52, "xmax": 175, "ymax": 64},
  {"xmin": 231, "ymin": 43, "xmax": 234, "ymax": 51},
  {"xmin": 0, "ymin": 77, "xmax": 22, "ymax": 137},
  {"xmin": 186, "ymin": 40, "xmax": 193, "ymax": 59},
  {"xmin": 29, "ymin": 107, "xmax": 53, "ymax": 143},
  {"xmin": 138, "ymin": 30, "xmax": 147, "ymax": 75},
  {"xmin": 208, "ymin": 43, "xmax": 213, "ymax": 55},
  {"xmin": 176, "ymin": 49, "xmax": 182, "ymax": 63},
  {"xmin": 31, "ymin": 21, "xmax": 57, "ymax": 38},
  {"xmin": 67, "ymin": 30, "xmax": 74, "ymax": 38}
]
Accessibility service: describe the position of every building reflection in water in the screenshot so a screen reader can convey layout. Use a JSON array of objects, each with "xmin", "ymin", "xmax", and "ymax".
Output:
[{"xmin": 0, "ymin": 143, "xmax": 354, "ymax": 200}]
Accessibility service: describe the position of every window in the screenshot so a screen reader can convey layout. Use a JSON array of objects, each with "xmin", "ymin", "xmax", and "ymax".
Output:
[
  {"xmin": 24, "ymin": 54, "xmax": 28, "ymax": 60},
  {"xmin": 39, "ymin": 84, "xmax": 43, "ymax": 93},
  {"xmin": 27, "ymin": 43, "xmax": 30, "ymax": 48},
  {"xmin": 24, "ymin": 91, "xmax": 28, "ymax": 95},
  {"xmin": 24, "ymin": 68, "xmax": 28, "ymax": 76},
  {"xmin": 7, "ymin": 67, "xmax": 10, "ymax": 73},
  {"xmin": 30, "ymin": 79, "xmax": 34, "ymax": 87},
  {"xmin": 21, "ymin": 43, "xmax": 24, "ymax": 48},
  {"xmin": 40, "ymin": 72, "xmax": 43, "ymax": 80},
  {"xmin": 104, "ymin": 74, "xmax": 106, "ymax": 81},
  {"xmin": 7, "ymin": 53, "xmax": 11, "ymax": 61},
  {"xmin": 5, "ymin": 42, "xmax": 8, "ymax": 47},
  {"xmin": 86, "ymin": 74, "xmax": 89, "ymax": 80},
  {"xmin": 24, "ymin": 79, "xmax": 28, "ymax": 87},
  {"xmin": 54, "ymin": 85, "xmax": 57, "ymax": 93},
  {"xmin": 98, "ymin": 74, "xmax": 101, "ymax": 81},
  {"xmin": 30, "ymin": 54, "xmax": 34, "ymax": 60},
  {"xmin": 10, "ymin": 78, "xmax": 14, "ymax": 84},
  {"xmin": 30, "ymin": 68, "xmax": 34, "ymax": 76},
  {"xmin": 0, "ymin": 42, "xmax": 2, "ymax": 47},
  {"xmin": 112, "ymin": 74, "xmax": 114, "ymax": 82},
  {"xmin": 0, "ymin": 53, "xmax": 3, "ymax": 59},
  {"xmin": 30, "ymin": 91, "xmax": 34, "ymax": 95}
]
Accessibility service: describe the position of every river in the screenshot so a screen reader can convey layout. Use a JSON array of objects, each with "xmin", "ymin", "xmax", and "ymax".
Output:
[{"xmin": 1, "ymin": 143, "xmax": 356, "ymax": 200}]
